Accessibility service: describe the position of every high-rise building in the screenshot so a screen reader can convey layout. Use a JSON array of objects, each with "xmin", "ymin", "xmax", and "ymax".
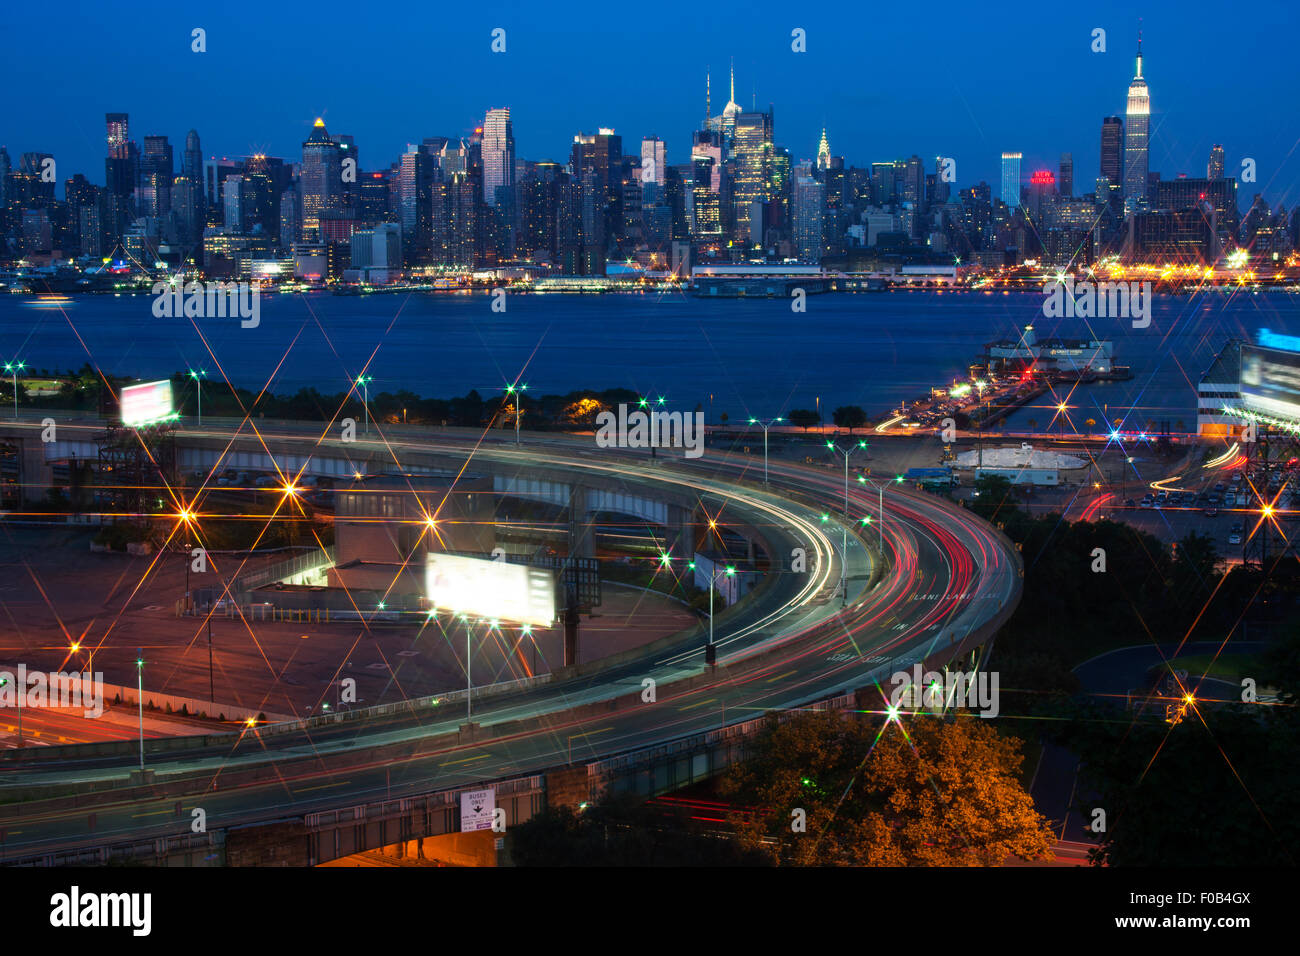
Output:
[
  {"xmin": 398, "ymin": 146, "xmax": 434, "ymax": 264},
  {"xmin": 1000, "ymin": 152, "xmax": 1022, "ymax": 208},
  {"xmin": 641, "ymin": 137, "xmax": 666, "ymax": 186},
  {"xmin": 1059, "ymin": 153, "xmax": 1074, "ymax": 199},
  {"xmin": 1123, "ymin": 36, "xmax": 1151, "ymax": 214},
  {"xmin": 732, "ymin": 107, "xmax": 774, "ymax": 246},
  {"xmin": 1208, "ymin": 144, "xmax": 1225, "ymax": 180},
  {"xmin": 182, "ymin": 130, "xmax": 205, "ymax": 238},
  {"xmin": 482, "ymin": 108, "xmax": 515, "ymax": 207},
  {"xmin": 300, "ymin": 118, "xmax": 342, "ymax": 239},
  {"xmin": 570, "ymin": 129, "xmax": 622, "ymax": 245},
  {"xmin": 1100, "ymin": 117, "xmax": 1123, "ymax": 202},
  {"xmin": 816, "ymin": 129, "xmax": 831, "ymax": 173},
  {"xmin": 106, "ymin": 113, "xmax": 130, "ymax": 160},
  {"xmin": 139, "ymin": 135, "xmax": 174, "ymax": 218},
  {"xmin": 792, "ymin": 174, "xmax": 825, "ymax": 262}
]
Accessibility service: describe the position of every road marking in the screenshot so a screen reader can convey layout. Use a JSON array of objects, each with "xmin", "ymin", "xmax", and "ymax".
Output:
[
  {"xmin": 766, "ymin": 670, "xmax": 797, "ymax": 683},
  {"xmin": 677, "ymin": 698, "xmax": 717, "ymax": 711},
  {"xmin": 439, "ymin": 753, "xmax": 491, "ymax": 767},
  {"xmin": 293, "ymin": 781, "xmax": 352, "ymax": 794},
  {"xmin": 567, "ymin": 726, "xmax": 614, "ymax": 737},
  {"xmin": 131, "ymin": 809, "xmax": 172, "ymax": 819}
]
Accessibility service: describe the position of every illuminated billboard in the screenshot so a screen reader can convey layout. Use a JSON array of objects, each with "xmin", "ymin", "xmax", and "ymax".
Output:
[
  {"xmin": 425, "ymin": 553, "xmax": 555, "ymax": 627},
  {"xmin": 120, "ymin": 380, "xmax": 176, "ymax": 428}
]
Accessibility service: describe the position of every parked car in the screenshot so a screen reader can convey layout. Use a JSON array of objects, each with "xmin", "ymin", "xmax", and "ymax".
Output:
[
  {"xmin": 1204, "ymin": 507, "xmax": 1219, "ymax": 517},
  {"xmin": 1228, "ymin": 531, "xmax": 1243, "ymax": 545}
]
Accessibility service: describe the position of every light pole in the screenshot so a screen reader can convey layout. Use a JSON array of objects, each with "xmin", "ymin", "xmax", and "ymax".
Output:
[
  {"xmin": 462, "ymin": 614, "xmax": 473, "ymax": 722},
  {"xmin": 136, "ymin": 650, "xmax": 145, "ymax": 772},
  {"xmin": 692, "ymin": 560, "xmax": 735, "ymax": 667},
  {"xmin": 0, "ymin": 675, "xmax": 21, "ymax": 748},
  {"xmin": 505, "ymin": 383, "xmax": 528, "ymax": 446},
  {"xmin": 748, "ymin": 417, "xmax": 784, "ymax": 484},
  {"xmin": 355, "ymin": 374, "xmax": 373, "ymax": 435},
  {"xmin": 188, "ymin": 368, "xmax": 206, "ymax": 426},
  {"xmin": 4, "ymin": 361, "xmax": 25, "ymax": 420},
  {"xmin": 827, "ymin": 439, "xmax": 868, "ymax": 605},
  {"xmin": 207, "ymin": 617, "xmax": 214, "ymax": 703},
  {"xmin": 857, "ymin": 473, "xmax": 904, "ymax": 559}
]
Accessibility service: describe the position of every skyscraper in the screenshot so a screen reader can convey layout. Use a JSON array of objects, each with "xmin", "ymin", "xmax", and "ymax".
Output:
[
  {"xmin": 816, "ymin": 129, "xmax": 831, "ymax": 172},
  {"xmin": 106, "ymin": 113, "xmax": 130, "ymax": 160},
  {"xmin": 732, "ymin": 107, "xmax": 773, "ymax": 246},
  {"xmin": 300, "ymin": 118, "xmax": 342, "ymax": 240},
  {"xmin": 640, "ymin": 137, "xmax": 666, "ymax": 185},
  {"xmin": 1100, "ymin": 117, "xmax": 1123, "ymax": 198},
  {"xmin": 1208, "ymin": 144, "xmax": 1225, "ymax": 180},
  {"xmin": 792, "ymin": 174, "xmax": 825, "ymax": 262},
  {"xmin": 139, "ymin": 135, "xmax": 173, "ymax": 218},
  {"xmin": 481, "ymin": 108, "xmax": 515, "ymax": 207},
  {"xmin": 1000, "ymin": 152, "xmax": 1022, "ymax": 208},
  {"xmin": 1123, "ymin": 35, "xmax": 1150, "ymax": 214},
  {"xmin": 1059, "ymin": 153, "xmax": 1074, "ymax": 199}
]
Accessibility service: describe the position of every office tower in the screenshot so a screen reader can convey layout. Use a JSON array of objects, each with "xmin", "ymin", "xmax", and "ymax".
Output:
[
  {"xmin": 1059, "ymin": 153, "xmax": 1074, "ymax": 198},
  {"xmin": 1000, "ymin": 152, "xmax": 1022, "ymax": 208},
  {"xmin": 181, "ymin": 130, "xmax": 205, "ymax": 237},
  {"xmin": 793, "ymin": 174, "xmax": 825, "ymax": 262},
  {"xmin": 900, "ymin": 155, "xmax": 923, "ymax": 205},
  {"xmin": 1208, "ymin": 144, "xmax": 1225, "ymax": 180},
  {"xmin": 816, "ymin": 129, "xmax": 831, "ymax": 173},
  {"xmin": 1100, "ymin": 117, "xmax": 1123, "ymax": 188},
  {"xmin": 106, "ymin": 113, "xmax": 130, "ymax": 160},
  {"xmin": 300, "ymin": 118, "xmax": 342, "ymax": 239},
  {"xmin": 1028, "ymin": 170, "xmax": 1056, "ymax": 221},
  {"xmin": 242, "ymin": 154, "xmax": 283, "ymax": 239},
  {"xmin": 482, "ymin": 108, "xmax": 515, "ymax": 207},
  {"xmin": 357, "ymin": 171, "xmax": 390, "ymax": 223},
  {"xmin": 704, "ymin": 63, "xmax": 742, "ymax": 154},
  {"xmin": 139, "ymin": 135, "xmax": 173, "ymax": 218},
  {"xmin": 223, "ymin": 175, "xmax": 245, "ymax": 232},
  {"xmin": 691, "ymin": 154, "xmax": 721, "ymax": 237},
  {"xmin": 691, "ymin": 129, "xmax": 723, "ymax": 193},
  {"xmin": 870, "ymin": 162, "xmax": 896, "ymax": 205},
  {"xmin": 570, "ymin": 129, "xmax": 622, "ymax": 244},
  {"xmin": 398, "ymin": 146, "xmax": 434, "ymax": 264},
  {"xmin": 1124, "ymin": 35, "xmax": 1150, "ymax": 213},
  {"xmin": 641, "ymin": 136, "xmax": 666, "ymax": 186},
  {"xmin": 732, "ymin": 107, "xmax": 773, "ymax": 246},
  {"xmin": 279, "ymin": 188, "xmax": 299, "ymax": 251}
]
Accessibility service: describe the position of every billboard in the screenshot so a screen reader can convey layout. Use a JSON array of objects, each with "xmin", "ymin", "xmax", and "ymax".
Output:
[
  {"xmin": 1240, "ymin": 345, "xmax": 1300, "ymax": 422},
  {"xmin": 120, "ymin": 380, "xmax": 175, "ymax": 428},
  {"xmin": 425, "ymin": 553, "xmax": 555, "ymax": 627}
]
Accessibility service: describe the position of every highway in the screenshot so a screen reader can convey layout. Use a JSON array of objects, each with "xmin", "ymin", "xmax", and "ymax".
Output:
[{"xmin": 0, "ymin": 421, "xmax": 1021, "ymax": 859}]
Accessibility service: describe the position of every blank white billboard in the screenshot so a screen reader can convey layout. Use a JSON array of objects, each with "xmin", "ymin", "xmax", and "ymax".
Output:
[
  {"xmin": 425, "ymin": 553, "xmax": 555, "ymax": 627},
  {"xmin": 120, "ymin": 380, "xmax": 175, "ymax": 428}
]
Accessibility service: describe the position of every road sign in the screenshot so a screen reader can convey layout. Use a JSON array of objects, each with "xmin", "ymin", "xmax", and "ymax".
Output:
[{"xmin": 460, "ymin": 788, "xmax": 496, "ymax": 832}]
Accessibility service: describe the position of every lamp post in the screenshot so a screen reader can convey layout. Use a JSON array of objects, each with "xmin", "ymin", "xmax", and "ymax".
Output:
[
  {"xmin": 207, "ymin": 617, "xmax": 214, "ymax": 703},
  {"xmin": 827, "ymin": 440, "xmax": 868, "ymax": 605},
  {"xmin": 188, "ymin": 368, "xmax": 206, "ymax": 426},
  {"xmin": 355, "ymin": 374, "xmax": 373, "ymax": 435},
  {"xmin": 505, "ymin": 383, "xmax": 528, "ymax": 446},
  {"xmin": 136, "ymin": 650, "xmax": 145, "ymax": 772},
  {"xmin": 748, "ymin": 417, "xmax": 784, "ymax": 484},
  {"xmin": 692, "ymin": 560, "xmax": 735, "ymax": 667},
  {"xmin": 0, "ymin": 676, "xmax": 21, "ymax": 748},
  {"xmin": 4, "ymin": 361, "xmax": 24, "ymax": 420}
]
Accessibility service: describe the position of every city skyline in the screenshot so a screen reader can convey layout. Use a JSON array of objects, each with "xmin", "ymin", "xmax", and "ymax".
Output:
[{"xmin": 4, "ymin": 1, "xmax": 1298, "ymax": 207}]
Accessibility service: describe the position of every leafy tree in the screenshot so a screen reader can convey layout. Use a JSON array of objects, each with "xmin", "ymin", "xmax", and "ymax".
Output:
[
  {"xmin": 721, "ymin": 710, "xmax": 1054, "ymax": 865},
  {"xmin": 832, "ymin": 405, "xmax": 867, "ymax": 433},
  {"xmin": 788, "ymin": 408, "xmax": 820, "ymax": 431}
]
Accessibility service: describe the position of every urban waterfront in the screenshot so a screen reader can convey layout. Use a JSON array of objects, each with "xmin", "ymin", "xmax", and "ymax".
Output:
[{"xmin": 4, "ymin": 290, "xmax": 1296, "ymax": 431}]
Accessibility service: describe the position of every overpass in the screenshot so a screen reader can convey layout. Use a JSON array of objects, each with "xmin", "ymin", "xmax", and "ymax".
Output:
[{"xmin": 0, "ymin": 417, "xmax": 1021, "ymax": 865}]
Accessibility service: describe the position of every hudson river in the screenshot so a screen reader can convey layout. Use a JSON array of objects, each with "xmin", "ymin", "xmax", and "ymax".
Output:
[{"xmin": 3, "ymin": 289, "xmax": 1297, "ymax": 431}]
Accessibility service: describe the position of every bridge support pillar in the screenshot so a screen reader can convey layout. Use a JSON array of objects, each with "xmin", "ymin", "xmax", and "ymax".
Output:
[{"xmin": 18, "ymin": 437, "xmax": 53, "ymax": 507}]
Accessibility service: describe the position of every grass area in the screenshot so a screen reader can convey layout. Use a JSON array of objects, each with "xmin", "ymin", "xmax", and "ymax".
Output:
[{"xmin": 1166, "ymin": 652, "xmax": 1264, "ymax": 683}]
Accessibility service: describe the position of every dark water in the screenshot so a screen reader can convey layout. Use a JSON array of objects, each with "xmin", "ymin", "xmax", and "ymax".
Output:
[{"xmin": 2, "ymin": 288, "xmax": 1297, "ymax": 430}]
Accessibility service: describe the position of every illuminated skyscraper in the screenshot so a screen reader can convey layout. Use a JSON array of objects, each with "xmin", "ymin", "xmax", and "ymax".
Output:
[
  {"xmin": 1100, "ymin": 116, "xmax": 1123, "ymax": 201},
  {"xmin": 106, "ymin": 113, "xmax": 130, "ymax": 160},
  {"xmin": 732, "ymin": 107, "xmax": 773, "ymax": 246},
  {"xmin": 1208, "ymin": 144, "xmax": 1225, "ymax": 180},
  {"xmin": 1123, "ymin": 35, "xmax": 1150, "ymax": 214},
  {"xmin": 1058, "ymin": 153, "xmax": 1074, "ymax": 199},
  {"xmin": 816, "ymin": 129, "xmax": 831, "ymax": 172},
  {"xmin": 1000, "ymin": 152, "xmax": 1022, "ymax": 208},
  {"xmin": 640, "ymin": 137, "xmax": 666, "ymax": 185},
  {"xmin": 300, "ymin": 118, "xmax": 342, "ymax": 239},
  {"xmin": 481, "ymin": 108, "xmax": 515, "ymax": 207}
]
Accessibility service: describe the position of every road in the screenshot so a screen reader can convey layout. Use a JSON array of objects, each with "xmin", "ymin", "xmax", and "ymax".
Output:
[{"xmin": 0, "ymin": 421, "xmax": 1021, "ymax": 859}]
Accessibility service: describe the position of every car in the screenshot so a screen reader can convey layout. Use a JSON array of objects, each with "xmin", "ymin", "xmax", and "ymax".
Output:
[
  {"xmin": 1223, "ymin": 493, "xmax": 1236, "ymax": 506},
  {"xmin": 1204, "ymin": 507, "xmax": 1219, "ymax": 517},
  {"xmin": 1214, "ymin": 483, "xmax": 1226, "ymax": 493},
  {"xmin": 1228, "ymin": 532, "xmax": 1243, "ymax": 545},
  {"xmin": 1207, "ymin": 495, "xmax": 1220, "ymax": 505},
  {"xmin": 1140, "ymin": 499, "xmax": 1154, "ymax": 509}
]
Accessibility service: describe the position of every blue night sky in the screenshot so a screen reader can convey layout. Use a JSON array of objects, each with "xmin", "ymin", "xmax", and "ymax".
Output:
[{"xmin": 7, "ymin": 0, "xmax": 1298, "ymax": 207}]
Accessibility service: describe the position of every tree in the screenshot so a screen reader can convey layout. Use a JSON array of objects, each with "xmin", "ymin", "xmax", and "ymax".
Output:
[
  {"xmin": 721, "ymin": 710, "xmax": 1054, "ymax": 865},
  {"xmin": 970, "ymin": 473, "xmax": 1017, "ymax": 523},
  {"xmin": 832, "ymin": 405, "xmax": 867, "ymax": 434},
  {"xmin": 788, "ymin": 408, "xmax": 820, "ymax": 431}
]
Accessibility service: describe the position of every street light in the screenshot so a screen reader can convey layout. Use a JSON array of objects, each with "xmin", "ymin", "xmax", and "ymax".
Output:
[
  {"xmin": 827, "ymin": 440, "xmax": 868, "ymax": 605},
  {"xmin": 505, "ymin": 382, "xmax": 528, "ymax": 446},
  {"xmin": 4, "ymin": 361, "xmax": 25, "ymax": 419},
  {"xmin": 0, "ymin": 675, "xmax": 21, "ymax": 748},
  {"xmin": 355, "ymin": 374, "xmax": 373, "ymax": 434},
  {"xmin": 748, "ymin": 416, "xmax": 784, "ymax": 484},
  {"xmin": 692, "ymin": 560, "xmax": 735, "ymax": 667},
  {"xmin": 188, "ymin": 368, "xmax": 206, "ymax": 426},
  {"xmin": 136, "ymin": 650, "xmax": 145, "ymax": 772}
]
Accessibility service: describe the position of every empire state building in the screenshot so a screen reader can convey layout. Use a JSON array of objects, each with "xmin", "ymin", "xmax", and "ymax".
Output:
[{"xmin": 1123, "ymin": 35, "xmax": 1150, "ymax": 215}]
